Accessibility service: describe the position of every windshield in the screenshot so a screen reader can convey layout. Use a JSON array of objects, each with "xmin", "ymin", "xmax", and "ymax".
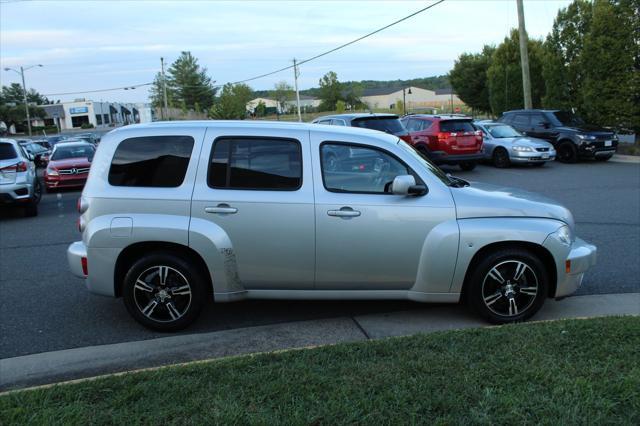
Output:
[
  {"xmin": 397, "ymin": 139, "xmax": 452, "ymax": 186},
  {"xmin": 24, "ymin": 143, "xmax": 47, "ymax": 154},
  {"xmin": 51, "ymin": 145, "xmax": 94, "ymax": 161},
  {"xmin": 352, "ymin": 117, "xmax": 406, "ymax": 135},
  {"xmin": 486, "ymin": 124, "xmax": 521, "ymax": 138},
  {"xmin": 553, "ymin": 111, "xmax": 585, "ymax": 127}
]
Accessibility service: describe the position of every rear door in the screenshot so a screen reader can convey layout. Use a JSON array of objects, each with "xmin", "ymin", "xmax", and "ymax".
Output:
[{"xmin": 191, "ymin": 127, "xmax": 315, "ymax": 290}]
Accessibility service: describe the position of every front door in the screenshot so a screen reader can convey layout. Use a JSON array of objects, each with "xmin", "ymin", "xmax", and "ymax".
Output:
[
  {"xmin": 312, "ymin": 137, "xmax": 454, "ymax": 290},
  {"xmin": 191, "ymin": 129, "xmax": 315, "ymax": 290}
]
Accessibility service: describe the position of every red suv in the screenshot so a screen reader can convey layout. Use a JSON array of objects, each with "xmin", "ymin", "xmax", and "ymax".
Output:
[{"xmin": 401, "ymin": 115, "xmax": 483, "ymax": 171}]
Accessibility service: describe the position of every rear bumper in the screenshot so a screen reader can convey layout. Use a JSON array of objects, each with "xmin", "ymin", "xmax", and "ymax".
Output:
[
  {"xmin": 430, "ymin": 151, "xmax": 484, "ymax": 165},
  {"xmin": 67, "ymin": 241, "xmax": 87, "ymax": 278},
  {"xmin": 0, "ymin": 181, "xmax": 33, "ymax": 205}
]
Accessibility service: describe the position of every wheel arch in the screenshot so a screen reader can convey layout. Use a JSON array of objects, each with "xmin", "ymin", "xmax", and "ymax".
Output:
[
  {"xmin": 114, "ymin": 241, "xmax": 213, "ymax": 299},
  {"xmin": 459, "ymin": 240, "xmax": 557, "ymax": 301}
]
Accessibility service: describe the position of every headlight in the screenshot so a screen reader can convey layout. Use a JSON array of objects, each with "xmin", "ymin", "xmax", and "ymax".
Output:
[
  {"xmin": 557, "ymin": 225, "xmax": 574, "ymax": 246},
  {"xmin": 512, "ymin": 145, "xmax": 533, "ymax": 152},
  {"xmin": 577, "ymin": 134, "xmax": 596, "ymax": 141},
  {"xmin": 46, "ymin": 167, "xmax": 58, "ymax": 176}
]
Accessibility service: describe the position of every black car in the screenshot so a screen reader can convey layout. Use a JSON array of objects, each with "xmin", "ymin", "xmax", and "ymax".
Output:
[
  {"xmin": 497, "ymin": 109, "xmax": 618, "ymax": 163},
  {"xmin": 311, "ymin": 113, "xmax": 412, "ymax": 144},
  {"xmin": 22, "ymin": 142, "xmax": 51, "ymax": 167}
]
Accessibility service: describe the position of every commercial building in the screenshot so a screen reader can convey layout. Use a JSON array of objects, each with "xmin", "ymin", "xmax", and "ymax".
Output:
[
  {"xmin": 32, "ymin": 100, "xmax": 154, "ymax": 131},
  {"xmin": 247, "ymin": 95, "xmax": 321, "ymax": 114},
  {"xmin": 360, "ymin": 86, "xmax": 464, "ymax": 112}
]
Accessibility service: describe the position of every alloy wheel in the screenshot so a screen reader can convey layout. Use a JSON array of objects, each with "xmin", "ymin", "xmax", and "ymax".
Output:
[
  {"xmin": 133, "ymin": 265, "xmax": 192, "ymax": 323},
  {"xmin": 481, "ymin": 260, "xmax": 538, "ymax": 317}
]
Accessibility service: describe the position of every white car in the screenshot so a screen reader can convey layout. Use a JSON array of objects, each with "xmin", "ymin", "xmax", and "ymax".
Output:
[{"xmin": 0, "ymin": 138, "xmax": 41, "ymax": 216}]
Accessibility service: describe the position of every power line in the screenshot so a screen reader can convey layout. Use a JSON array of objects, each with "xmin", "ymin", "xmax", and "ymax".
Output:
[{"xmin": 42, "ymin": 82, "xmax": 152, "ymax": 96}]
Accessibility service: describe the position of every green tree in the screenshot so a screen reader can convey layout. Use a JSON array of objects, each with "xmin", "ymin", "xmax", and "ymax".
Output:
[
  {"xmin": 449, "ymin": 45, "xmax": 495, "ymax": 114},
  {"xmin": 0, "ymin": 84, "xmax": 47, "ymax": 132},
  {"xmin": 166, "ymin": 51, "xmax": 217, "ymax": 110},
  {"xmin": 486, "ymin": 29, "xmax": 546, "ymax": 115},
  {"xmin": 336, "ymin": 100, "xmax": 346, "ymax": 113},
  {"xmin": 273, "ymin": 81, "xmax": 293, "ymax": 113},
  {"xmin": 210, "ymin": 83, "xmax": 253, "ymax": 120},
  {"xmin": 149, "ymin": 72, "xmax": 173, "ymax": 109},
  {"xmin": 342, "ymin": 82, "xmax": 364, "ymax": 109},
  {"xmin": 254, "ymin": 100, "xmax": 267, "ymax": 117},
  {"xmin": 318, "ymin": 71, "xmax": 342, "ymax": 111},
  {"xmin": 581, "ymin": 0, "xmax": 639, "ymax": 139},
  {"xmin": 542, "ymin": 0, "xmax": 593, "ymax": 110}
]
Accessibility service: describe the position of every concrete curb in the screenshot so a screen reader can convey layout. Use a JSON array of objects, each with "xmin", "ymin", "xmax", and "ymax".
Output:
[
  {"xmin": 610, "ymin": 154, "xmax": 640, "ymax": 164},
  {"xmin": 1, "ymin": 293, "xmax": 638, "ymax": 391}
]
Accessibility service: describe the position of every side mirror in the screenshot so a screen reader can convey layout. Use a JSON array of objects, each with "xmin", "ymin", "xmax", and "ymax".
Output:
[{"xmin": 391, "ymin": 175, "xmax": 427, "ymax": 196}]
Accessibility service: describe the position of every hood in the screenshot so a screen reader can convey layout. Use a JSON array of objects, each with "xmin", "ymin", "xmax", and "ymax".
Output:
[
  {"xmin": 496, "ymin": 136, "xmax": 552, "ymax": 148},
  {"xmin": 556, "ymin": 125, "xmax": 614, "ymax": 136},
  {"xmin": 452, "ymin": 182, "xmax": 574, "ymax": 229},
  {"xmin": 48, "ymin": 157, "xmax": 91, "ymax": 168}
]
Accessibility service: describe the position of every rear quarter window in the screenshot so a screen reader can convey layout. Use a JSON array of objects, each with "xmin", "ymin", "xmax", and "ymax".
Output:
[
  {"xmin": 0, "ymin": 143, "xmax": 17, "ymax": 160},
  {"xmin": 109, "ymin": 136, "xmax": 194, "ymax": 187}
]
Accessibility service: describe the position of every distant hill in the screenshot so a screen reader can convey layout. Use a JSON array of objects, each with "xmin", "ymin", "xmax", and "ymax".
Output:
[{"xmin": 252, "ymin": 75, "xmax": 450, "ymax": 99}]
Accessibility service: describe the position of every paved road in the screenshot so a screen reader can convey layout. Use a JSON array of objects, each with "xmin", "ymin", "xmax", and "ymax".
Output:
[{"xmin": 1, "ymin": 160, "xmax": 638, "ymax": 359}]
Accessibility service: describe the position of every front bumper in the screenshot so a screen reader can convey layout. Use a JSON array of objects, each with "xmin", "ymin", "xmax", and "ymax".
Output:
[
  {"xmin": 543, "ymin": 233, "xmax": 597, "ymax": 298},
  {"xmin": 45, "ymin": 174, "xmax": 88, "ymax": 189},
  {"xmin": 578, "ymin": 140, "xmax": 618, "ymax": 158},
  {"xmin": 510, "ymin": 149, "xmax": 556, "ymax": 163}
]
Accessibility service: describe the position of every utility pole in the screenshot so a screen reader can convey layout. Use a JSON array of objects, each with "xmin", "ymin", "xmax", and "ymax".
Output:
[
  {"xmin": 160, "ymin": 57, "xmax": 169, "ymax": 120},
  {"xmin": 516, "ymin": 0, "xmax": 532, "ymax": 109},
  {"xmin": 19, "ymin": 67, "xmax": 33, "ymax": 136},
  {"xmin": 293, "ymin": 58, "xmax": 302, "ymax": 122}
]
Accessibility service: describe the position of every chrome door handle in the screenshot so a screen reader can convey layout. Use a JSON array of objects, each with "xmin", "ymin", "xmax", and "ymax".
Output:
[
  {"xmin": 327, "ymin": 207, "xmax": 361, "ymax": 217},
  {"xmin": 205, "ymin": 204, "xmax": 238, "ymax": 214}
]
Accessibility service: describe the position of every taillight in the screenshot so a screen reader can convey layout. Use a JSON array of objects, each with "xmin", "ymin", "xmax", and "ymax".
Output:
[
  {"xmin": 81, "ymin": 257, "xmax": 88, "ymax": 276},
  {"xmin": 475, "ymin": 130, "xmax": 483, "ymax": 143},
  {"xmin": 437, "ymin": 132, "xmax": 450, "ymax": 142},
  {"xmin": 16, "ymin": 161, "xmax": 27, "ymax": 172}
]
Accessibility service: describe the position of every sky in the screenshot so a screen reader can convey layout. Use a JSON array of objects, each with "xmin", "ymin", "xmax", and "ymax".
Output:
[{"xmin": 0, "ymin": 0, "xmax": 572, "ymax": 103}]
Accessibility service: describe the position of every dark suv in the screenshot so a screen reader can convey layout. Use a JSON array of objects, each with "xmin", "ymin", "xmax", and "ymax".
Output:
[
  {"xmin": 498, "ymin": 109, "xmax": 618, "ymax": 163},
  {"xmin": 312, "ymin": 113, "xmax": 412, "ymax": 144},
  {"xmin": 400, "ymin": 114, "xmax": 484, "ymax": 171}
]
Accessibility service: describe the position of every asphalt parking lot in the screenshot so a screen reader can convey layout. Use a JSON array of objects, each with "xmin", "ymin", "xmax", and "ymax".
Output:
[{"xmin": 1, "ymin": 159, "xmax": 638, "ymax": 359}]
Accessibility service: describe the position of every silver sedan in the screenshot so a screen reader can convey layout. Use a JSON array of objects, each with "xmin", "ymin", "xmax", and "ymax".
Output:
[{"xmin": 475, "ymin": 121, "xmax": 556, "ymax": 168}]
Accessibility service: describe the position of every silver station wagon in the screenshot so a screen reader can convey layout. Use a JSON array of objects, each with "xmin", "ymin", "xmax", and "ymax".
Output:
[{"xmin": 67, "ymin": 121, "xmax": 596, "ymax": 331}]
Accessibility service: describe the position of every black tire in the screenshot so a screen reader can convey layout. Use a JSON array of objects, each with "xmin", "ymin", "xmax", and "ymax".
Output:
[
  {"xmin": 459, "ymin": 161, "xmax": 476, "ymax": 171},
  {"xmin": 492, "ymin": 148, "xmax": 511, "ymax": 168},
  {"xmin": 123, "ymin": 252, "xmax": 207, "ymax": 331},
  {"xmin": 557, "ymin": 141, "xmax": 578, "ymax": 163},
  {"xmin": 595, "ymin": 155, "xmax": 612, "ymax": 162},
  {"xmin": 466, "ymin": 248, "xmax": 548, "ymax": 324},
  {"xmin": 23, "ymin": 179, "xmax": 41, "ymax": 217}
]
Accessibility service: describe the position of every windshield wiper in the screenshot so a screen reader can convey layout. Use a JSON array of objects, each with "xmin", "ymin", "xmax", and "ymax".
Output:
[{"xmin": 446, "ymin": 174, "xmax": 470, "ymax": 188}]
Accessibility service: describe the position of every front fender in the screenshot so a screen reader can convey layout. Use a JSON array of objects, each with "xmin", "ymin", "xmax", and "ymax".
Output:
[
  {"xmin": 449, "ymin": 217, "xmax": 564, "ymax": 293},
  {"xmin": 188, "ymin": 217, "xmax": 243, "ymax": 299}
]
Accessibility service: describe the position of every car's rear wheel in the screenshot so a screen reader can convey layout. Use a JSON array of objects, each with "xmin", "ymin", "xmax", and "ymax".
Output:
[
  {"xmin": 467, "ymin": 248, "xmax": 548, "ymax": 324},
  {"xmin": 557, "ymin": 141, "xmax": 578, "ymax": 163},
  {"xmin": 492, "ymin": 148, "xmax": 511, "ymax": 168},
  {"xmin": 123, "ymin": 252, "xmax": 206, "ymax": 331},
  {"xmin": 459, "ymin": 161, "xmax": 476, "ymax": 171}
]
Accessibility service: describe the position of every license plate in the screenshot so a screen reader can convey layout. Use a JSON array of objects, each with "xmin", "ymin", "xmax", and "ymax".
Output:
[
  {"xmin": 605, "ymin": 140, "xmax": 612, "ymax": 147},
  {"xmin": 542, "ymin": 154, "xmax": 549, "ymax": 159}
]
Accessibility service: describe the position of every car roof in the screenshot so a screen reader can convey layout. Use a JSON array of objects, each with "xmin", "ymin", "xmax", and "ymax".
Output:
[
  {"xmin": 502, "ymin": 109, "xmax": 560, "ymax": 114},
  {"xmin": 314, "ymin": 113, "xmax": 399, "ymax": 121},
  {"xmin": 405, "ymin": 114, "xmax": 472, "ymax": 120},
  {"xmin": 107, "ymin": 120, "xmax": 402, "ymax": 145},
  {"xmin": 0, "ymin": 138, "xmax": 19, "ymax": 147},
  {"xmin": 53, "ymin": 141, "xmax": 94, "ymax": 148}
]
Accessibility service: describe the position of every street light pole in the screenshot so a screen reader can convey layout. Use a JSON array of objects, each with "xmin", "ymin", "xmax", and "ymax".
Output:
[
  {"xmin": 4, "ymin": 64, "xmax": 42, "ymax": 136},
  {"xmin": 402, "ymin": 87, "xmax": 412, "ymax": 115},
  {"xmin": 516, "ymin": 0, "xmax": 533, "ymax": 109}
]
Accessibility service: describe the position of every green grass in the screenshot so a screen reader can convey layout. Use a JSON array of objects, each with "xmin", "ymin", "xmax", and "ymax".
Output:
[{"xmin": 2, "ymin": 317, "xmax": 639, "ymax": 425}]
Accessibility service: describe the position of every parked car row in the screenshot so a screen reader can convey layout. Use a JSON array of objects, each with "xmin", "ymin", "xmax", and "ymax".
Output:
[
  {"xmin": 312, "ymin": 109, "xmax": 618, "ymax": 169},
  {"xmin": 0, "ymin": 138, "xmax": 42, "ymax": 216}
]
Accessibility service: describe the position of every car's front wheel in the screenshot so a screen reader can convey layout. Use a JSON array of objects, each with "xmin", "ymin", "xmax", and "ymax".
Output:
[
  {"xmin": 123, "ymin": 252, "xmax": 206, "ymax": 331},
  {"xmin": 492, "ymin": 148, "xmax": 510, "ymax": 168},
  {"xmin": 557, "ymin": 141, "xmax": 578, "ymax": 163},
  {"xmin": 467, "ymin": 248, "xmax": 548, "ymax": 324}
]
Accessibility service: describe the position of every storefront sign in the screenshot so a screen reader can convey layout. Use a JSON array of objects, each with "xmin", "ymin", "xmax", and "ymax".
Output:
[{"xmin": 69, "ymin": 107, "xmax": 89, "ymax": 114}]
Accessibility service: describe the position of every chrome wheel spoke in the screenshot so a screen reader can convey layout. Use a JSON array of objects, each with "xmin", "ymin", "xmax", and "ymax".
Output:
[
  {"xmin": 484, "ymin": 291, "xmax": 502, "ymax": 306},
  {"xmin": 519, "ymin": 286, "xmax": 537, "ymax": 296},
  {"xmin": 513, "ymin": 262, "xmax": 527, "ymax": 281},
  {"xmin": 171, "ymin": 285, "xmax": 191, "ymax": 296},
  {"xmin": 142, "ymin": 300, "xmax": 158, "ymax": 317},
  {"xmin": 166, "ymin": 302, "xmax": 181, "ymax": 320},
  {"xmin": 135, "ymin": 279, "xmax": 154, "ymax": 293},
  {"xmin": 488, "ymin": 267, "xmax": 505, "ymax": 284},
  {"xmin": 508, "ymin": 297, "xmax": 518, "ymax": 315},
  {"xmin": 158, "ymin": 266, "xmax": 169, "ymax": 286}
]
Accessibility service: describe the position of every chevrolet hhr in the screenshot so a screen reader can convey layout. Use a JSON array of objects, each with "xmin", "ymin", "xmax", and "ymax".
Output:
[{"xmin": 67, "ymin": 121, "xmax": 596, "ymax": 331}]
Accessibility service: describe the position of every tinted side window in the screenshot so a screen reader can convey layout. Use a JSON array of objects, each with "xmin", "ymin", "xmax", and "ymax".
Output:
[
  {"xmin": 321, "ymin": 143, "xmax": 409, "ymax": 194},
  {"xmin": 109, "ymin": 136, "xmax": 194, "ymax": 187},
  {"xmin": 0, "ymin": 143, "xmax": 17, "ymax": 160},
  {"xmin": 208, "ymin": 137, "xmax": 301, "ymax": 190},
  {"xmin": 405, "ymin": 119, "xmax": 423, "ymax": 132},
  {"xmin": 512, "ymin": 114, "xmax": 530, "ymax": 128},
  {"xmin": 331, "ymin": 119, "xmax": 347, "ymax": 126},
  {"xmin": 440, "ymin": 120, "xmax": 475, "ymax": 132},
  {"xmin": 530, "ymin": 113, "xmax": 549, "ymax": 129}
]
